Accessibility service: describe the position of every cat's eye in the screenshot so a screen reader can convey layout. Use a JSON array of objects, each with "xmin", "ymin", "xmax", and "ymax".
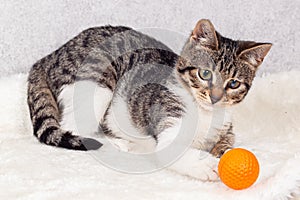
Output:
[
  {"xmin": 198, "ymin": 69, "xmax": 212, "ymax": 81},
  {"xmin": 227, "ymin": 79, "xmax": 241, "ymax": 89}
]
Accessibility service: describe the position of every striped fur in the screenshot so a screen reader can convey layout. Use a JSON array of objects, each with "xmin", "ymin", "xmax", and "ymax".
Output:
[
  {"xmin": 27, "ymin": 19, "xmax": 271, "ymax": 155},
  {"xmin": 27, "ymin": 26, "xmax": 177, "ymax": 150}
]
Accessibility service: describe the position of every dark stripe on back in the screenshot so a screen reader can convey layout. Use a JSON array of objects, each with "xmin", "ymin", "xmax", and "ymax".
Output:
[
  {"xmin": 82, "ymin": 31, "xmax": 91, "ymax": 48},
  {"xmin": 129, "ymin": 53, "xmax": 136, "ymax": 68},
  {"xmin": 111, "ymin": 60, "xmax": 122, "ymax": 80}
]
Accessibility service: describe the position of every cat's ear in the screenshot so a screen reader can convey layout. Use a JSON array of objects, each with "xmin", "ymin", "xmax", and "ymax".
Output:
[
  {"xmin": 238, "ymin": 42, "xmax": 272, "ymax": 69},
  {"xmin": 191, "ymin": 19, "xmax": 219, "ymax": 50}
]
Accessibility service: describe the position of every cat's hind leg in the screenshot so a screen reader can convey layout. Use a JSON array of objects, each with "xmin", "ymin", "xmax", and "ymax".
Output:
[
  {"xmin": 59, "ymin": 80, "xmax": 113, "ymax": 138},
  {"xmin": 27, "ymin": 67, "xmax": 103, "ymax": 150}
]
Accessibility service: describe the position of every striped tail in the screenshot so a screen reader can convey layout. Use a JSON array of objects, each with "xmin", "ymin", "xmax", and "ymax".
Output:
[{"xmin": 27, "ymin": 66, "xmax": 102, "ymax": 150}]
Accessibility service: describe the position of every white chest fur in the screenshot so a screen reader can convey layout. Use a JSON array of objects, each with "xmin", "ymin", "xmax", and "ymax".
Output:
[
  {"xmin": 190, "ymin": 106, "xmax": 232, "ymax": 151},
  {"xmin": 168, "ymin": 82, "xmax": 232, "ymax": 151}
]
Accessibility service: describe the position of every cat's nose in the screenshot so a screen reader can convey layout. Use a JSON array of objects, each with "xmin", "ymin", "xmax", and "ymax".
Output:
[{"xmin": 209, "ymin": 88, "xmax": 224, "ymax": 104}]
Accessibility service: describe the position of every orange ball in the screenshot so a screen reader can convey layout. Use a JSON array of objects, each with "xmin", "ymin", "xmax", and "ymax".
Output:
[{"xmin": 218, "ymin": 148, "xmax": 259, "ymax": 190}]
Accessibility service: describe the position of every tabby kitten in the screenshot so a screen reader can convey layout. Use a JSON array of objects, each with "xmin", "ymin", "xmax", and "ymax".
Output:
[{"xmin": 27, "ymin": 19, "xmax": 271, "ymax": 180}]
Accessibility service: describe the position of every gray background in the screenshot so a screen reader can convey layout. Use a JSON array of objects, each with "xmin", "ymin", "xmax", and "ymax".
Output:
[{"xmin": 0, "ymin": 0, "xmax": 299, "ymax": 76}]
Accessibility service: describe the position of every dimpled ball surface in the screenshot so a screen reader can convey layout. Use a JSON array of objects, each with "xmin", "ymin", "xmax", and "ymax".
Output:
[{"xmin": 218, "ymin": 148, "xmax": 259, "ymax": 190}]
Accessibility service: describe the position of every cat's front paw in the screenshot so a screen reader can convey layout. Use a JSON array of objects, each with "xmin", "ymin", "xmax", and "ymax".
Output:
[
  {"xmin": 169, "ymin": 149, "xmax": 220, "ymax": 182},
  {"xmin": 186, "ymin": 152, "xmax": 219, "ymax": 181}
]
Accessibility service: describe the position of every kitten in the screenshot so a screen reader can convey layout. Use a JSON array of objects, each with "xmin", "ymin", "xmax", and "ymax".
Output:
[{"xmin": 27, "ymin": 19, "xmax": 271, "ymax": 180}]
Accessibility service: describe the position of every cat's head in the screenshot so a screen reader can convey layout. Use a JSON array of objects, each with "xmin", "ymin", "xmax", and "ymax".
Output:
[{"xmin": 177, "ymin": 19, "xmax": 272, "ymax": 108}]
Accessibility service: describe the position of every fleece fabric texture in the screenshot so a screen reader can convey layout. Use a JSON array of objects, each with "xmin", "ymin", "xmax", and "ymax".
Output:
[
  {"xmin": 0, "ymin": 1, "xmax": 299, "ymax": 199},
  {"xmin": 0, "ymin": 71, "xmax": 299, "ymax": 200}
]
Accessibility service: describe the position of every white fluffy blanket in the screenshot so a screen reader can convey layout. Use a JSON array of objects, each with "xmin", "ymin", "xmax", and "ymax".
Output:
[{"xmin": 0, "ymin": 71, "xmax": 299, "ymax": 200}]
